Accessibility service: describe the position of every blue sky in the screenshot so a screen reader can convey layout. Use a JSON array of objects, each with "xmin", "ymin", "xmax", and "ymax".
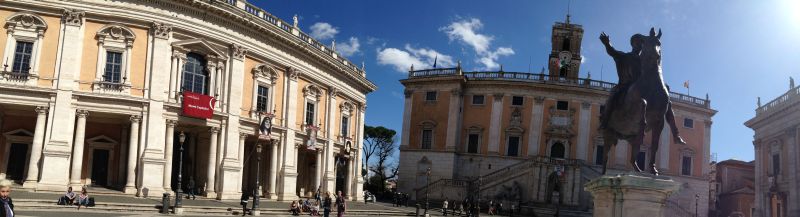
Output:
[{"xmin": 253, "ymin": 0, "xmax": 800, "ymax": 163}]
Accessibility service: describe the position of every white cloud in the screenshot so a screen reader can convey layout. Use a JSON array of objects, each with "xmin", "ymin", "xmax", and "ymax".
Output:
[
  {"xmin": 440, "ymin": 18, "xmax": 514, "ymax": 70},
  {"xmin": 441, "ymin": 18, "xmax": 492, "ymax": 54},
  {"xmin": 336, "ymin": 37, "xmax": 360, "ymax": 57},
  {"xmin": 308, "ymin": 22, "xmax": 338, "ymax": 40},
  {"xmin": 376, "ymin": 44, "xmax": 454, "ymax": 73}
]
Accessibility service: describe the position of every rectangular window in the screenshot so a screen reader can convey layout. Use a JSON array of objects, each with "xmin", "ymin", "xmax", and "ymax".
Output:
[
  {"xmin": 104, "ymin": 51, "xmax": 123, "ymax": 83},
  {"xmin": 305, "ymin": 102, "xmax": 315, "ymax": 126},
  {"xmin": 467, "ymin": 134, "xmax": 479, "ymax": 153},
  {"xmin": 256, "ymin": 85, "xmax": 269, "ymax": 112},
  {"xmin": 12, "ymin": 41, "xmax": 34, "ymax": 74},
  {"xmin": 512, "ymin": 96, "xmax": 524, "ymax": 106},
  {"xmin": 636, "ymin": 151, "xmax": 646, "ymax": 169},
  {"xmin": 557, "ymin": 101, "xmax": 569, "ymax": 110},
  {"xmin": 507, "ymin": 136, "xmax": 520, "ymax": 156},
  {"xmin": 595, "ymin": 145, "xmax": 604, "ymax": 165},
  {"xmin": 425, "ymin": 91, "xmax": 437, "ymax": 101},
  {"xmin": 773, "ymin": 154, "xmax": 781, "ymax": 175},
  {"xmin": 682, "ymin": 156, "xmax": 692, "ymax": 176},
  {"xmin": 472, "ymin": 95, "xmax": 485, "ymax": 105},
  {"xmin": 421, "ymin": 129, "xmax": 433, "ymax": 149},
  {"xmin": 684, "ymin": 118, "xmax": 694, "ymax": 128},
  {"xmin": 341, "ymin": 116, "xmax": 350, "ymax": 137}
]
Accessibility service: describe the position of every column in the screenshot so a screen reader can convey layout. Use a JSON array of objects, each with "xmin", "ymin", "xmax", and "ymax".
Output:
[
  {"xmin": 345, "ymin": 158, "xmax": 353, "ymax": 198},
  {"xmin": 137, "ymin": 21, "xmax": 173, "ymax": 197},
  {"xmin": 323, "ymin": 88, "xmax": 338, "ymax": 193},
  {"xmin": 22, "ymin": 107, "xmax": 48, "ymax": 188},
  {"xmin": 354, "ymin": 104, "xmax": 366, "ymax": 200},
  {"xmin": 69, "ymin": 110, "xmax": 89, "ymax": 187},
  {"xmin": 444, "ymin": 89, "xmax": 462, "ymax": 151},
  {"xmin": 162, "ymin": 120, "xmax": 176, "ymax": 191},
  {"xmin": 315, "ymin": 150, "xmax": 322, "ymax": 190},
  {"xmin": 702, "ymin": 121, "xmax": 712, "ymax": 175},
  {"xmin": 528, "ymin": 97, "xmax": 545, "ymax": 156},
  {"xmin": 401, "ymin": 90, "xmax": 413, "ymax": 148},
  {"xmin": 576, "ymin": 102, "xmax": 591, "ymax": 161},
  {"xmin": 786, "ymin": 128, "xmax": 799, "ymax": 217},
  {"xmin": 37, "ymin": 9, "xmax": 85, "ymax": 191},
  {"xmin": 488, "ymin": 94, "xmax": 504, "ymax": 154},
  {"xmin": 237, "ymin": 133, "xmax": 246, "ymax": 194},
  {"xmin": 217, "ymin": 44, "xmax": 248, "ymax": 199},
  {"xmin": 124, "ymin": 116, "xmax": 141, "ymax": 194},
  {"xmin": 279, "ymin": 67, "xmax": 300, "ymax": 201},
  {"xmin": 206, "ymin": 127, "xmax": 219, "ymax": 198},
  {"xmin": 268, "ymin": 141, "xmax": 278, "ymax": 199},
  {"xmin": 658, "ymin": 122, "xmax": 671, "ymax": 171}
]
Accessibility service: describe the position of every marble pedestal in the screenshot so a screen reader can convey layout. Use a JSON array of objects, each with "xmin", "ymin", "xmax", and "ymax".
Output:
[{"xmin": 584, "ymin": 175, "xmax": 680, "ymax": 217}]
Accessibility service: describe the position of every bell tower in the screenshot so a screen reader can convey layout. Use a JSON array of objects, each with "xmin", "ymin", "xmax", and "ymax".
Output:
[{"xmin": 547, "ymin": 15, "xmax": 584, "ymax": 80}]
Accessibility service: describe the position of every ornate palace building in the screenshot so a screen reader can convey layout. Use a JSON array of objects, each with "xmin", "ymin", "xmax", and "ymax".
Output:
[
  {"xmin": 0, "ymin": 0, "xmax": 375, "ymax": 201},
  {"xmin": 708, "ymin": 159, "xmax": 755, "ymax": 217},
  {"xmin": 746, "ymin": 82, "xmax": 800, "ymax": 217},
  {"xmin": 398, "ymin": 18, "xmax": 716, "ymax": 216}
]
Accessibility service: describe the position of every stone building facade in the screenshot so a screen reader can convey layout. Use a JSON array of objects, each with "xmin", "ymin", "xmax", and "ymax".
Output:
[
  {"xmin": 398, "ymin": 18, "xmax": 716, "ymax": 216},
  {"xmin": 709, "ymin": 159, "xmax": 755, "ymax": 217},
  {"xmin": 0, "ymin": 0, "xmax": 375, "ymax": 201},
  {"xmin": 746, "ymin": 84, "xmax": 800, "ymax": 217}
]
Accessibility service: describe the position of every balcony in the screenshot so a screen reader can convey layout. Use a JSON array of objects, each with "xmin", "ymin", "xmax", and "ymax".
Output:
[{"xmin": 92, "ymin": 79, "xmax": 131, "ymax": 94}]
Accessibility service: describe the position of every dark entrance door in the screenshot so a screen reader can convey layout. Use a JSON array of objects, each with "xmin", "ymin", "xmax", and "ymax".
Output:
[
  {"xmin": 334, "ymin": 156, "xmax": 349, "ymax": 194},
  {"xmin": 91, "ymin": 149, "xmax": 110, "ymax": 186},
  {"xmin": 6, "ymin": 143, "xmax": 29, "ymax": 181}
]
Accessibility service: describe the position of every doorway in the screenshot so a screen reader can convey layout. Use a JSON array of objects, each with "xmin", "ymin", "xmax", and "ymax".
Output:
[
  {"xmin": 6, "ymin": 143, "xmax": 29, "ymax": 181},
  {"xmin": 91, "ymin": 149, "xmax": 110, "ymax": 186}
]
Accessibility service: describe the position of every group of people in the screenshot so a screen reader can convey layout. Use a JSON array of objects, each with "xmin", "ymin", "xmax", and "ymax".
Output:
[
  {"xmin": 391, "ymin": 192, "xmax": 409, "ymax": 207},
  {"xmin": 289, "ymin": 190, "xmax": 347, "ymax": 217},
  {"xmin": 57, "ymin": 186, "xmax": 92, "ymax": 209}
]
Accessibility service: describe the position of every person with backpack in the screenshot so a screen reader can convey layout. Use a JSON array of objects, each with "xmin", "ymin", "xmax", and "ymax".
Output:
[{"xmin": 335, "ymin": 191, "xmax": 346, "ymax": 217}]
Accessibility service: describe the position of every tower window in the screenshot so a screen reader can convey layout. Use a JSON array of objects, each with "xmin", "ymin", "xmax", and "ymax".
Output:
[
  {"xmin": 425, "ymin": 91, "xmax": 437, "ymax": 101},
  {"xmin": 682, "ymin": 156, "xmax": 692, "ymax": 176},
  {"xmin": 507, "ymin": 136, "xmax": 520, "ymax": 156},
  {"xmin": 512, "ymin": 96, "xmax": 524, "ymax": 106},
  {"xmin": 561, "ymin": 37, "xmax": 571, "ymax": 52},
  {"xmin": 421, "ymin": 129, "xmax": 433, "ymax": 149},
  {"xmin": 467, "ymin": 133, "xmax": 479, "ymax": 154},
  {"xmin": 557, "ymin": 101, "xmax": 569, "ymax": 110},
  {"xmin": 472, "ymin": 95, "xmax": 484, "ymax": 105},
  {"xmin": 684, "ymin": 118, "xmax": 694, "ymax": 128}
]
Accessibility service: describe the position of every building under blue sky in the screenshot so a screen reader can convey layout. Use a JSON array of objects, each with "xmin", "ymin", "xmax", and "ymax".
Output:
[{"xmin": 255, "ymin": 0, "xmax": 800, "ymax": 163}]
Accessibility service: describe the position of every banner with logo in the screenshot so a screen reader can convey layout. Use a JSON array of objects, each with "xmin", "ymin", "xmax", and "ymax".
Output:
[{"xmin": 182, "ymin": 91, "xmax": 216, "ymax": 119}]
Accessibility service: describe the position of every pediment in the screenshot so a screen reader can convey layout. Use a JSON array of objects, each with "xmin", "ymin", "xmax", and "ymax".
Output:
[
  {"xmin": 87, "ymin": 135, "xmax": 118, "ymax": 144},
  {"xmin": 172, "ymin": 39, "xmax": 227, "ymax": 59},
  {"xmin": 3, "ymin": 129, "xmax": 33, "ymax": 137}
]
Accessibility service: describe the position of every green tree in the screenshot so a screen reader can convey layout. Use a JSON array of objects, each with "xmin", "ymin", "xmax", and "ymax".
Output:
[{"xmin": 362, "ymin": 125, "xmax": 397, "ymax": 194}]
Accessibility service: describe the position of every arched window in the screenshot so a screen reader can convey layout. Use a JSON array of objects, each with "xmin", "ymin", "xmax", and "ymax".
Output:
[
  {"xmin": 182, "ymin": 53, "xmax": 208, "ymax": 94},
  {"xmin": 551, "ymin": 142, "xmax": 565, "ymax": 158}
]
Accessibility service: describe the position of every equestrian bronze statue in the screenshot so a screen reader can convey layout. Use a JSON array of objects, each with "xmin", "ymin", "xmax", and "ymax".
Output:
[{"xmin": 598, "ymin": 28, "xmax": 686, "ymax": 176}]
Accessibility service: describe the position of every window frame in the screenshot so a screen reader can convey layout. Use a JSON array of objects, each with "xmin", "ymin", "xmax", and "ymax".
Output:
[
  {"xmin": 425, "ymin": 91, "xmax": 437, "ymax": 101},
  {"xmin": 684, "ymin": 118, "xmax": 694, "ymax": 128},
  {"xmin": 11, "ymin": 41, "xmax": 33, "ymax": 74},
  {"xmin": 511, "ymin": 96, "xmax": 524, "ymax": 106},
  {"xmin": 2, "ymin": 12, "xmax": 48, "ymax": 86},
  {"xmin": 556, "ymin": 100, "xmax": 570, "ymax": 110},
  {"xmin": 250, "ymin": 64, "xmax": 278, "ymax": 118},
  {"xmin": 302, "ymin": 84, "xmax": 322, "ymax": 128},
  {"xmin": 421, "ymin": 129, "xmax": 433, "ymax": 149},
  {"xmin": 182, "ymin": 52, "xmax": 209, "ymax": 95},
  {"xmin": 506, "ymin": 135, "xmax": 521, "ymax": 156},
  {"xmin": 103, "ymin": 51, "xmax": 123, "ymax": 83},
  {"xmin": 467, "ymin": 133, "xmax": 480, "ymax": 154},
  {"xmin": 681, "ymin": 156, "xmax": 693, "ymax": 176},
  {"xmin": 93, "ymin": 24, "xmax": 136, "ymax": 94},
  {"xmin": 472, "ymin": 94, "xmax": 485, "ymax": 105},
  {"xmin": 255, "ymin": 85, "xmax": 270, "ymax": 112},
  {"xmin": 594, "ymin": 145, "xmax": 605, "ymax": 165}
]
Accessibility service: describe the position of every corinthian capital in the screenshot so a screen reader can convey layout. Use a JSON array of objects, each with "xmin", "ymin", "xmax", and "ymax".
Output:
[
  {"xmin": 62, "ymin": 9, "xmax": 85, "ymax": 27},
  {"xmin": 231, "ymin": 44, "xmax": 248, "ymax": 60},
  {"xmin": 151, "ymin": 21, "xmax": 172, "ymax": 39}
]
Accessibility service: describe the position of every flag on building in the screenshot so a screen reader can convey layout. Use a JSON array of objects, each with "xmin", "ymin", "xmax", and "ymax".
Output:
[{"xmin": 683, "ymin": 80, "xmax": 690, "ymax": 89}]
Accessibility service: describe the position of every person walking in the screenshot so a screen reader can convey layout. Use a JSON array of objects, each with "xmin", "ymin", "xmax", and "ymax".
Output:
[
  {"xmin": 335, "ymin": 191, "xmax": 346, "ymax": 217},
  {"xmin": 442, "ymin": 198, "xmax": 449, "ymax": 216},
  {"xmin": 315, "ymin": 186, "xmax": 322, "ymax": 202},
  {"xmin": 0, "ymin": 179, "xmax": 14, "ymax": 217},
  {"xmin": 239, "ymin": 191, "xmax": 249, "ymax": 216},
  {"xmin": 323, "ymin": 191, "xmax": 332, "ymax": 217},
  {"xmin": 187, "ymin": 177, "xmax": 196, "ymax": 200}
]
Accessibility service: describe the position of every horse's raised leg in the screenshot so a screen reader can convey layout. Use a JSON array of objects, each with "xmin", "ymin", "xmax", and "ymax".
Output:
[
  {"xmin": 665, "ymin": 102, "xmax": 687, "ymax": 145},
  {"xmin": 649, "ymin": 119, "xmax": 665, "ymax": 176},
  {"xmin": 602, "ymin": 132, "xmax": 617, "ymax": 175}
]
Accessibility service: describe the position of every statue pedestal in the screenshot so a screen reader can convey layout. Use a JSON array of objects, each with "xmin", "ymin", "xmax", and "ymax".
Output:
[{"xmin": 584, "ymin": 175, "xmax": 680, "ymax": 217}]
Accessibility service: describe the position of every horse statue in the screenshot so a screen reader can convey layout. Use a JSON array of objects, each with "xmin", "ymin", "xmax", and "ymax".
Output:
[{"xmin": 600, "ymin": 28, "xmax": 676, "ymax": 176}]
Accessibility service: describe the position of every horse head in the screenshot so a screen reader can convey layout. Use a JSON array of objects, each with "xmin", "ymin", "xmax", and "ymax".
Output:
[{"xmin": 641, "ymin": 27, "xmax": 662, "ymax": 64}]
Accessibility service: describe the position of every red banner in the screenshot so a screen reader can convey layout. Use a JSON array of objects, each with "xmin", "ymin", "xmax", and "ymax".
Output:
[{"xmin": 182, "ymin": 91, "xmax": 216, "ymax": 119}]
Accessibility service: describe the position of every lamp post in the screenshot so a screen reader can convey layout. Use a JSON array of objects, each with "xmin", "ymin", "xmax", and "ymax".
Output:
[
  {"xmin": 425, "ymin": 167, "xmax": 431, "ymax": 215},
  {"xmin": 175, "ymin": 131, "xmax": 186, "ymax": 208},
  {"xmin": 252, "ymin": 141, "xmax": 262, "ymax": 214},
  {"xmin": 695, "ymin": 194, "xmax": 699, "ymax": 217}
]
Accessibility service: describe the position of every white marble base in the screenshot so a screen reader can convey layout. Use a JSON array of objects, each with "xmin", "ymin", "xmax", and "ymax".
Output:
[
  {"xmin": 585, "ymin": 175, "xmax": 681, "ymax": 217},
  {"xmin": 174, "ymin": 207, "xmax": 184, "ymax": 214},
  {"xmin": 252, "ymin": 210, "xmax": 261, "ymax": 216}
]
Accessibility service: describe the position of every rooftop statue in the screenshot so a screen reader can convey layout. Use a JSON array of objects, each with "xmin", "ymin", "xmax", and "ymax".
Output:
[{"xmin": 598, "ymin": 28, "xmax": 686, "ymax": 176}]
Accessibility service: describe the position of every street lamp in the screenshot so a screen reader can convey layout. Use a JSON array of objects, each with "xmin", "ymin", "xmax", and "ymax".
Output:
[
  {"xmin": 425, "ymin": 167, "xmax": 431, "ymax": 215},
  {"xmin": 175, "ymin": 131, "xmax": 186, "ymax": 208},
  {"xmin": 252, "ymin": 140, "xmax": 262, "ymax": 213},
  {"xmin": 695, "ymin": 194, "xmax": 699, "ymax": 217}
]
